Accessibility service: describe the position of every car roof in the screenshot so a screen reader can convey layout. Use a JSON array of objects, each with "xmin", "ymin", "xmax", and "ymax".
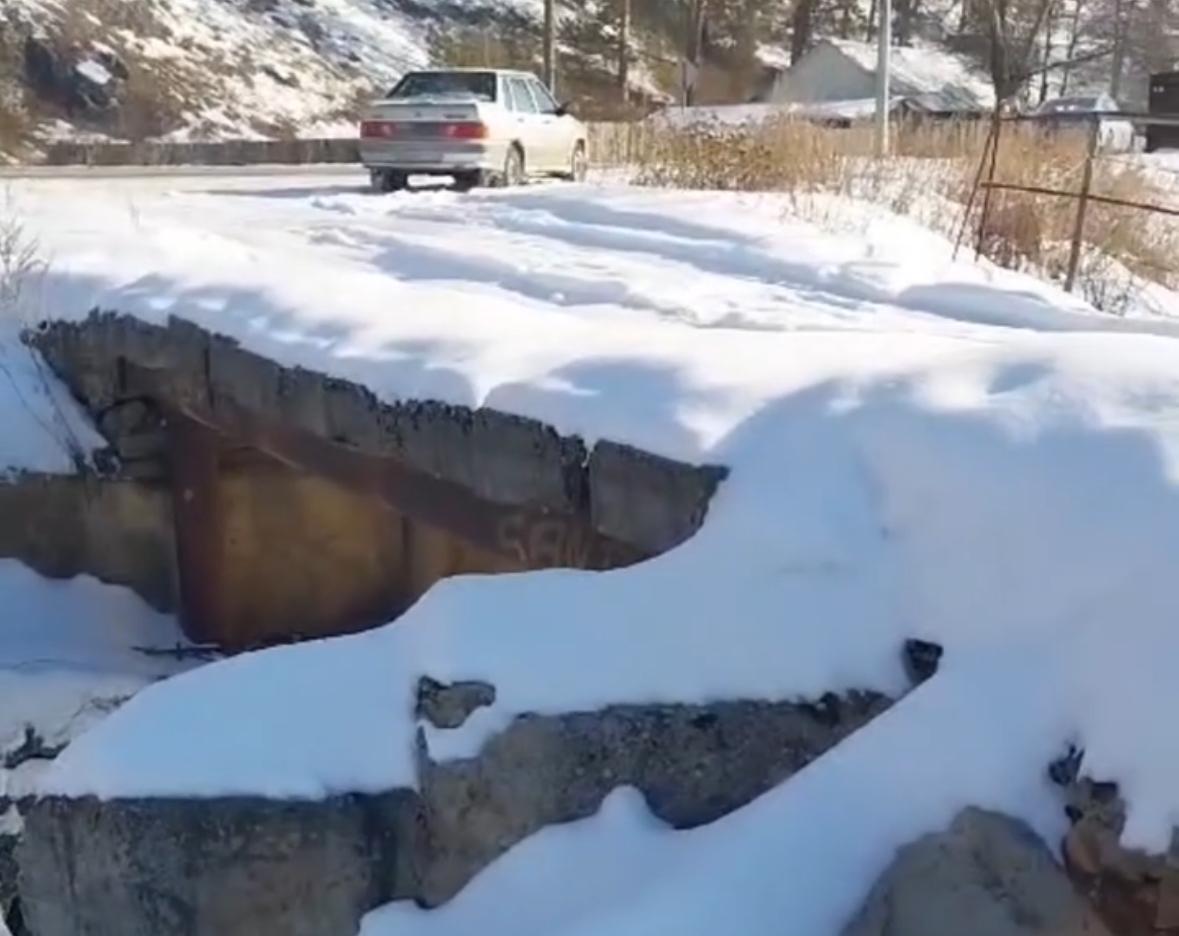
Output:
[{"xmin": 403, "ymin": 67, "xmax": 539, "ymax": 78}]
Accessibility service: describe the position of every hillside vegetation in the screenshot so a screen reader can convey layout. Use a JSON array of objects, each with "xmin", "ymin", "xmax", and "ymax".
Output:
[{"xmin": 1, "ymin": 0, "xmax": 1176, "ymax": 156}]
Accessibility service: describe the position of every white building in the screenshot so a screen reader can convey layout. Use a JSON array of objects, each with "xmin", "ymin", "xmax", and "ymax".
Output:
[{"xmin": 764, "ymin": 38, "xmax": 995, "ymax": 115}]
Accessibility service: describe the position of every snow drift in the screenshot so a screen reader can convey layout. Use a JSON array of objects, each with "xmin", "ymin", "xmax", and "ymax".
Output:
[{"xmin": 5, "ymin": 174, "xmax": 1179, "ymax": 933}]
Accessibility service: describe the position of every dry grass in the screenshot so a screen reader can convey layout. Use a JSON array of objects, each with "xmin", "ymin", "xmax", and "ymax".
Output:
[
  {"xmin": 0, "ymin": 15, "xmax": 32, "ymax": 157},
  {"xmin": 0, "ymin": 93, "xmax": 31, "ymax": 159},
  {"xmin": 596, "ymin": 115, "xmax": 1179, "ymax": 314},
  {"xmin": 0, "ymin": 209, "xmax": 42, "ymax": 324},
  {"xmin": 0, "ymin": 204, "xmax": 88, "ymax": 469}
]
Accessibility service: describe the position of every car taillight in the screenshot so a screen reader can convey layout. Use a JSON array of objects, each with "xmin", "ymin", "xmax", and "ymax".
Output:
[
  {"xmin": 443, "ymin": 122, "xmax": 488, "ymax": 140},
  {"xmin": 360, "ymin": 120, "xmax": 395, "ymax": 139}
]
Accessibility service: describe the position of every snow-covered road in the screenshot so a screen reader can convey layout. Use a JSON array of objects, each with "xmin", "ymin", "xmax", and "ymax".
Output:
[{"xmin": 10, "ymin": 170, "xmax": 1179, "ymax": 465}]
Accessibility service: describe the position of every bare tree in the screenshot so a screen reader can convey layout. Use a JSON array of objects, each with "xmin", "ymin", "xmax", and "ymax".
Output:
[
  {"xmin": 896, "ymin": 0, "xmax": 922, "ymax": 45},
  {"xmin": 684, "ymin": 0, "xmax": 707, "ymax": 103},
  {"xmin": 1059, "ymin": 0, "xmax": 1083, "ymax": 94},
  {"xmin": 1038, "ymin": 0, "xmax": 1057, "ymax": 102},
  {"xmin": 618, "ymin": 0, "xmax": 630, "ymax": 102},
  {"xmin": 791, "ymin": 0, "xmax": 817, "ymax": 63},
  {"xmin": 981, "ymin": 0, "xmax": 1055, "ymax": 99},
  {"xmin": 1109, "ymin": 0, "xmax": 1130, "ymax": 98}
]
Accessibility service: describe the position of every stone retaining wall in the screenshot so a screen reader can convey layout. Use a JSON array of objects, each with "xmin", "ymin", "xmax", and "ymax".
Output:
[
  {"xmin": 18, "ymin": 690, "xmax": 889, "ymax": 936},
  {"xmin": 42, "ymin": 138, "xmax": 361, "ymax": 168}
]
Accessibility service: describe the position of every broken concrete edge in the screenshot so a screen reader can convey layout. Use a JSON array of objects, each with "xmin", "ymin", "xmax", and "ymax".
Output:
[
  {"xmin": 17, "ymin": 789, "xmax": 424, "ymax": 936},
  {"xmin": 0, "ymin": 471, "xmax": 178, "ymax": 613},
  {"xmin": 15, "ymin": 688, "xmax": 892, "ymax": 935},
  {"xmin": 26, "ymin": 310, "xmax": 729, "ymax": 557}
]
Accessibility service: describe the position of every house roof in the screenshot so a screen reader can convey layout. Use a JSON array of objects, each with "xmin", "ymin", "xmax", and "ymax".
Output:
[
  {"xmin": 820, "ymin": 38, "xmax": 995, "ymax": 112},
  {"xmin": 755, "ymin": 44, "xmax": 793, "ymax": 72}
]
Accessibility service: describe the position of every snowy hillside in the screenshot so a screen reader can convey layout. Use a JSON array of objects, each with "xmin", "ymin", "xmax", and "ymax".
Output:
[
  {"xmin": 2, "ymin": 0, "xmax": 542, "ymax": 147},
  {"xmin": 0, "ymin": 169, "xmax": 1178, "ymax": 932}
]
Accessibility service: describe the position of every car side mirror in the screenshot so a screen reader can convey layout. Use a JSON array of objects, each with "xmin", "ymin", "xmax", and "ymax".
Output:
[{"xmin": 554, "ymin": 102, "xmax": 571, "ymax": 117}]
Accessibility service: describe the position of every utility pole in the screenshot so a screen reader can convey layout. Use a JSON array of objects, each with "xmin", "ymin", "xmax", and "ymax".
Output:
[
  {"xmin": 875, "ymin": 0, "xmax": 892, "ymax": 155},
  {"xmin": 619, "ymin": 0, "xmax": 631, "ymax": 104},
  {"xmin": 544, "ymin": 0, "xmax": 556, "ymax": 93}
]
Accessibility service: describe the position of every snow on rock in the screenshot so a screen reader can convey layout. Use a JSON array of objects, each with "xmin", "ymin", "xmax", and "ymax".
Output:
[
  {"xmin": 7, "ymin": 173, "xmax": 1179, "ymax": 930},
  {"xmin": 74, "ymin": 59, "xmax": 112, "ymax": 88},
  {"xmin": 361, "ymin": 661, "xmax": 1074, "ymax": 936}
]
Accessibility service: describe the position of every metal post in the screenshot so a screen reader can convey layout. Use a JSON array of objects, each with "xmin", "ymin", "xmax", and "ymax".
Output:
[
  {"xmin": 875, "ymin": 0, "xmax": 891, "ymax": 156},
  {"xmin": 169, "ymin": 417, "xmax": 226, "ymax": 644},
  {"xmin": 975, "ymin": 107, "xmax": 1004, "ymax": 261},
  {"xmin": 1064, "ymin": 116, "xmax": 1100, "ymax": 293},
  {"xmin": 953, "ymin": 114, "xmax": 998, "ymax": 258},
  {"xmin": 543, "ymin": 0, "xmax": 556, "ymax": 92}
]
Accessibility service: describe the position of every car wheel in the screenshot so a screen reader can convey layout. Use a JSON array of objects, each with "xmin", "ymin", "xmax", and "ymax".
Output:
[
  {"xmin": 500, "ymin": 146, "xmax": 524, "ymax": 187},
  {"xmin": 564, "ymin": 143, "xmax": 587, "ymax": 182},
  {"xmin": 371, "ymin": 170, "xmax": 407, "ymax": 194},
  {"xmin": 453, "ymin": 171, "xmax": 484, "ymax": 192}
]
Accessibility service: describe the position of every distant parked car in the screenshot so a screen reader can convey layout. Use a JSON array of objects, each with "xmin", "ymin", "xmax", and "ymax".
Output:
[
  {"xmin": 1033, "ymin": 94, "xmax": 1136, "ymax": 151},
  {"xmin": 359, "ymin": 68, "xmax": 588, "ymax": 192}
]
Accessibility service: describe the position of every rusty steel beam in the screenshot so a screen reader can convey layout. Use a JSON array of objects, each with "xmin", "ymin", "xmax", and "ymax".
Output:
[
  {"xmin": 167, "ymin": 417, "xmax": 227, "ymax": 644},
  {"xmin": 130, "ymin": 362, "xmax": 646, "ymax": 572}
]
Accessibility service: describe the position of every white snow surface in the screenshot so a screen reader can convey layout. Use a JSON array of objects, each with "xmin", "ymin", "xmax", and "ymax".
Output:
[
  {"xmin": 0, "ymin": 560, "xmax": 191, "ymax": 803},
  {"xmin": 653, "ymin": 98, "xmax": 908, "ymax": 129},
  {"xmin": 6, "ymin": 171, "xmax": 1179, "ymax": 930}
]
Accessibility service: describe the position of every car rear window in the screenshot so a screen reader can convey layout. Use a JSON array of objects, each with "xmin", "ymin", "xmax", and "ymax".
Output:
[{"xmin": 389, "ymin": 72, "xmax": 497, "ymax": 102}]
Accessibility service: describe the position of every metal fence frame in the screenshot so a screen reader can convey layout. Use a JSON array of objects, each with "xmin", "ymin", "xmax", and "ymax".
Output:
[{"xmin": 955, "ymin": 110, "xmax": 1179, "ymax": 292}]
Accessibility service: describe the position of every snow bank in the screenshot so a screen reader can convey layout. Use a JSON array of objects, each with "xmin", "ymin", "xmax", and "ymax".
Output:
[
  {"xmin": 653, "ymin": 98, "xmax": 917, "ymax": 129},
  {"xmin": 0, "ymin": 560, "xmax": 190, "ymax": 803},
  {"xmin": 7, "ymin": 173, "xmax": 1179, "ymax": 931},
  {"xmin": 363, "ymin": 663, "xmax": 1069, "ymax": 936},
  {"xmin": 0, "ymin": 326, "xmax": 102, "ymax": 476},
  {"xmin": 359, "ymin": 788, "xmax": 680, "ymax": 936}
]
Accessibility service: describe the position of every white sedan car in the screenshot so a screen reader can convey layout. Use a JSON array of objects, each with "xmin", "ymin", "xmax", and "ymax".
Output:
[{"xmin": 359, "ymin": 68, "xmax": 589, "ymax": 192}]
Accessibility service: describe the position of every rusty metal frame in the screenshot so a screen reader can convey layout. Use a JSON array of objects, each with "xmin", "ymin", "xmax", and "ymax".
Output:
[
  {"xmin": 978, "ymin": 180, "xmax": 1179, "ymax": 219},
  {"xmin": 964, "ymin": 109, "xmax": 1179, "ymax": 293},
  {"xmin": 130, "ymin": 360, "xmax": 650, "ymax": 622}
]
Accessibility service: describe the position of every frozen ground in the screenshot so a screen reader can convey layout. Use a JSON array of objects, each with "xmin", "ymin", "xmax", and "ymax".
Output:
[{"xmin": 3, "ymin": 172, "xmax": 1179, "ymax": 933}]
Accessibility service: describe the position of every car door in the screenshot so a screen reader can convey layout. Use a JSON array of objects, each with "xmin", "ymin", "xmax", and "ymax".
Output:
[
  {"xmin": 527, "ymin": 78, "xmax": 576, "ymax": 170},
  {"xmin": 505, "ymin": 77, "xmax": 544, "ymax": 173}
]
